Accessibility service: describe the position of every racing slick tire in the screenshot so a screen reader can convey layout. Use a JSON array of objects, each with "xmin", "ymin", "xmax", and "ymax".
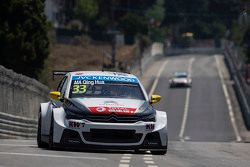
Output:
[
  {"xmin": 151, "ymin": 149, "xmax": 167, "ymax": 155},
  {"xmin": 37, "ymin": 111, "xmax": 47, "ymax": 148},
  {"xmin": 48, "ymin": 113, "xmax": 55, "ymax": 149},
  {"xmin": 151, "ymin": 134, "xmax": 168, "ymax": 155}
]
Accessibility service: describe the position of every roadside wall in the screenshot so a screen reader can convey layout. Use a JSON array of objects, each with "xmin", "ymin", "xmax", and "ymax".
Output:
[
  {"xmin": 130, "ymin": 42, "xmax": 164, "ymax": 77},
  {"xmin": 0, "ymin": 65, "xmax": 49, "ymax": 119}
]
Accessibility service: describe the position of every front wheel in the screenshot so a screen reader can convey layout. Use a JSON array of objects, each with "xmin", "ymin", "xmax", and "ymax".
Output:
[
  {"xmin": 48, "ymin": 113, "xmax": 54, "ymax": 149},
  {"xmin": 37, "ymin": 112, "xmax": 47, "ymax": 148},
  {"xmin": 151, "ymin": 150, "xmax": 167, "ymax": 155}
]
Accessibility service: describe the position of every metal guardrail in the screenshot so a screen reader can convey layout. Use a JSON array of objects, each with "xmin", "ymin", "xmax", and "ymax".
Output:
[{"xmin": 224, "ymin": 44, "xmax": 250, "ymax": 130}]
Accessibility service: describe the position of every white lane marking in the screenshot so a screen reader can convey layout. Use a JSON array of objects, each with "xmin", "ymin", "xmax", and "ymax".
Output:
[
  {"xmin": 179, "ymin": 58, "xmax": 195, "ymax": 142},
  {"xmin": 215, "ymin": 55, "xmax": 242, "ymax": 142},
  {"xmin": 149, "ymin": 60, "xmax": 168, "ymax": 97},
  {"xmin": 143, "ymin": 157, "xmax": 153, "ymax": 160},
  {"xmin": 0, "ymin": 152, "xmax": 107, "ymax": 160},
  {"xmin": 145, "ymin": 161, "xmax": 154, "ymax": 164},
  {"xmin": 120, "ymin": 160, "xmax": 130, "ymax": 163},
  {"xmin": 118, "ymin": 154, "xmax": 132, "ymax": 167},
  {"xmin": 0, "ymin": 144, "xmax": 36, "ymax": 147},
  {"xmin": 143, "ymin": 153, "xmax": 158, "ymax": 167},
  {"xmin": 119, "ymin": 164, "xmax": 129, "ymax": 167},
  {"xmin": 144, "ymin": 154, "xmax": 152, "ymax": 157}
]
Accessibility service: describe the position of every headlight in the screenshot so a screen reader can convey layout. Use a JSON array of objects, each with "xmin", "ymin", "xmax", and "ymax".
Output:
[
  {"xmin": 138, "ymin": 102, "xmax": 156, "ymax": 122},
  {"xmin": 64, "ymin": 99, "xmax": 90, "ymax": 119}
]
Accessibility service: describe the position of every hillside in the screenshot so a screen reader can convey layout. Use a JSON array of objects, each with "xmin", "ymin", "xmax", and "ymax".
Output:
[{"xmin": 40, "ymin": 43, "xmax": 139, "ymax": 89}]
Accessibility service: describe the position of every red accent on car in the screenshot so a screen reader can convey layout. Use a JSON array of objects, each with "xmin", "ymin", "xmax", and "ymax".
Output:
[{"xmin": 88, "ymin": 106, "xmax": 137, "ymax": 115}]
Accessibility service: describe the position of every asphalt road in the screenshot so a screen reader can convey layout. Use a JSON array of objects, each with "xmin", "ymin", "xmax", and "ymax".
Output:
[
  {"xmin": 1, "ymin": 53, "xmax": 250, "ymax": 167},
  {"xmin": 153, "ymin": 54, "xmax": 236, "ymax": 142}
]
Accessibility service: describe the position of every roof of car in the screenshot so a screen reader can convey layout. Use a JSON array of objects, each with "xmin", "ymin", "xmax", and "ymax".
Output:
[{"xmin": 69, "ymin": 71, "xmax": 137, "ymax": 78}]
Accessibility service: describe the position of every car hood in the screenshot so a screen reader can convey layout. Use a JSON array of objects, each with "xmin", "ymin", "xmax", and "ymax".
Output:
[{"xmin": 65, "ymin": 98, "xmax": 146, "ymax": 115}]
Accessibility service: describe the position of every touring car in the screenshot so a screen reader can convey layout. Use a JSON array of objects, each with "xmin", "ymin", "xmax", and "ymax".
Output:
[
  {"xmin": 37, "ymin": 71, "xmax": 168, "ymax": 155},
  {"xmin": 169, "ymin": 72, "xmax": 192, "ymax": 88}
]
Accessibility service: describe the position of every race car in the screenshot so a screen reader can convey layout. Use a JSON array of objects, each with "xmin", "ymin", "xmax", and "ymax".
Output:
[
  {"xmin": 169, "ymin": 72, "xmax": 192, "ymax": 88},
  {"xmin": 37, "ymin": 71, "xmax": 168, "ymax": 155}
]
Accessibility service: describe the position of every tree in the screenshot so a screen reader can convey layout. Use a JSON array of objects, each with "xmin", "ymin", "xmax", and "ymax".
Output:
[
  {"xmin": 119, "ymin": 13, "xmax": 148, "ymax": 44},
  {"xmin": 145, "ymin": 0, "xmax": 165, "ymax": 25},
  {"xmin": 0, "ymin": 0, "xmax": 49, "ymax": 79},
  {"xmin": 242, "ymin": 27, "xmax": 250, "ymax": 63},
  {"xmin": 75, "ymin": 0, "xmax": 99, "ymax": 32}
]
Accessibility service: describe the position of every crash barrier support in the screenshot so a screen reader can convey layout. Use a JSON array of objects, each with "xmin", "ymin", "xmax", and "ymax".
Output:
[
  {"xmin": 0, "ymin": 65, "xmax": 49, "ymax": 138},
  {"xmin": 224, "ymin": 43, "xmax": 250, "ymax": 130}
]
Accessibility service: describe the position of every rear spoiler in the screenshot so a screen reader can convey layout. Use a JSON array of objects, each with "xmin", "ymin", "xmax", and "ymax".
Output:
[{"xmin": 52, "ymin": 70, "xmax": 72, "ymax": 80}]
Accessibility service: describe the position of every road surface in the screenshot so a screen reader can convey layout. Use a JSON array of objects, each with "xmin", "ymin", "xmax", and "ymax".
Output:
[{"xmin": 1, "ymin": 53, "xmax": 250, "ymax": 167}]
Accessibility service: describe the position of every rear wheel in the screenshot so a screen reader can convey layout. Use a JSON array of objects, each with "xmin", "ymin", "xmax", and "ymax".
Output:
[{"xmin": 37, "ymin": 112, "xmax": 47, "ymax": 148}]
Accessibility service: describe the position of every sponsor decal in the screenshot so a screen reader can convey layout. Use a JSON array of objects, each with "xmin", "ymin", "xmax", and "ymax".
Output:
[
  {"xmin": 73, "ymin": 80, "xmax": 105, "ymax": 85},
  {"xmin": 89, "ymin": 106, "xmax": 137, "ymax": 115},
  {"xmin": 146, "ymin": 124, "xmax": 155, "ymax": 130},
  {"xmin": 96, "ymin": 107, "xmax": 106, "ymax": 112},
  {"xmin": 72, "ymin": 76, "xmax": 138, "ymax": 83},
  {"xmin": 97, "ymin": 101, "xmax": 125, "ymax": 107},
  {"xmin": 68, "ymin": 121, "xmax": 84, "ymax": 128}
]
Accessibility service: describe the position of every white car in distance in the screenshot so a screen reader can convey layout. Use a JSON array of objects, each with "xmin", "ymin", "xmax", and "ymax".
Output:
[{"xmin": 169, "ymin": 72, "xmax": 192, "ymax": 88}]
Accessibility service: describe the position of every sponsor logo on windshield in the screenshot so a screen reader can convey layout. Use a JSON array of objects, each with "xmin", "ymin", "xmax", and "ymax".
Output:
[{"xmin": 72, "ymin": 76, "xmax": 138, "ymax": 83}]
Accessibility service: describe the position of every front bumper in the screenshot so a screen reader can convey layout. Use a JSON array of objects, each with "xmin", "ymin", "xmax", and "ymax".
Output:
[{"xmin": 52, "ymin": 110, "xmax": 168, "ymax": 150}]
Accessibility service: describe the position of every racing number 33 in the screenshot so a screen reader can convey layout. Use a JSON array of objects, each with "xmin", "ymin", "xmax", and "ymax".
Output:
[{"xmin": 72, "ymin": 84, "xmax": 87, "ymax": 94}]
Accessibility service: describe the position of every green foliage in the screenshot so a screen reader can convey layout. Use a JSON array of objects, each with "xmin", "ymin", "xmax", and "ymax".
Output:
[
  {"xmin": 75, "ymin": 0, "xmax": 99, "ymax": 22},
  {"xmin": 242, "ymin": 27, "xmax": 250, "ymax": 63},
  {"xmin": 145, "ymin": 0, "xmax": 165, "ymax": 23},
  {"xmin": 119, "ymin": 13, "xmax": 148, "ymax": 44},
  {"xmin": 0, "ymin": 0, "xmax": 49, "ymax": 78},
  {"xmin": 163, "ymin": 0, "xmax": 242, "ymax": 40},
  {"xmin": 230, "ymin": 20, "xmax": 247, "ymax": 46}
]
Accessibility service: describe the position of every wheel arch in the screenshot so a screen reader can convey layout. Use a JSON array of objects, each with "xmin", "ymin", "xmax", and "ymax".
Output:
[{"xmin": 40, "ymin": 102, "xmax": 52, "ymax": 135}]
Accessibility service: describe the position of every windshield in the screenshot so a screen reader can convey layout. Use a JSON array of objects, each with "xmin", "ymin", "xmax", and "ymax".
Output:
[
  {"xmin": 175, "ymin": 74, "xmax": 188, "ymax": 78},
  {"xmin": 69, "ymin": 79, "xmax": 145, "ymax": 100}
]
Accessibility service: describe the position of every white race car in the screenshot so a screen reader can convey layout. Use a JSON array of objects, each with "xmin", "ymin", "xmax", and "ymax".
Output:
[
  {"xmin": 169, "ymin": 72, "xmax": 192, "ymax": 88},
  {"xmin": 37, "ymin": 71, "xmax": 168, "ymax": 155}
]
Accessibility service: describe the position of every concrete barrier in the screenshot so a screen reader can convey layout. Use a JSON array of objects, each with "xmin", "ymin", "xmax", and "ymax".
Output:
[
  {"xmin": 130, "ymin": 42, "xmax": 164, "ymax": 78},
  {"xmin": 0, "ymin": 65, "xmax": 49, "ymax": 138}
]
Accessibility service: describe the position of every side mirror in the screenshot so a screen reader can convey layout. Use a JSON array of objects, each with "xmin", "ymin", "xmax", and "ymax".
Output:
[
  {"xmin": 49, "ymin": 91, "xmax": 61, "ymax": 100},
  {"xmin": 150, "ymin": 94, "xmax": 161, "ymax": 104}
]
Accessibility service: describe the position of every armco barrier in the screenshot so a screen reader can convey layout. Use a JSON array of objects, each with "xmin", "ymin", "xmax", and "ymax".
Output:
[
  {"xmin": 224, "ymin": 43, "xmax": 250, "ymax": 129},
  {"xmin": 0, "ymin": 65, "xmax": 49, "ymax": 138}
]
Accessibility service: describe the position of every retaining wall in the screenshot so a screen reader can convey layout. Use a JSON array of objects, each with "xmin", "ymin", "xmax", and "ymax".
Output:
[
  {"xmin": 0, "ymin": 65, "xmax": 49, "ymax": 118},
  {"xmin": 0, "ymin": 65, "xmax": 49, "ymax": 138},
  {"xmin": 130, "ymin": 42, "xmax": 164, "ymax": 77}
]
